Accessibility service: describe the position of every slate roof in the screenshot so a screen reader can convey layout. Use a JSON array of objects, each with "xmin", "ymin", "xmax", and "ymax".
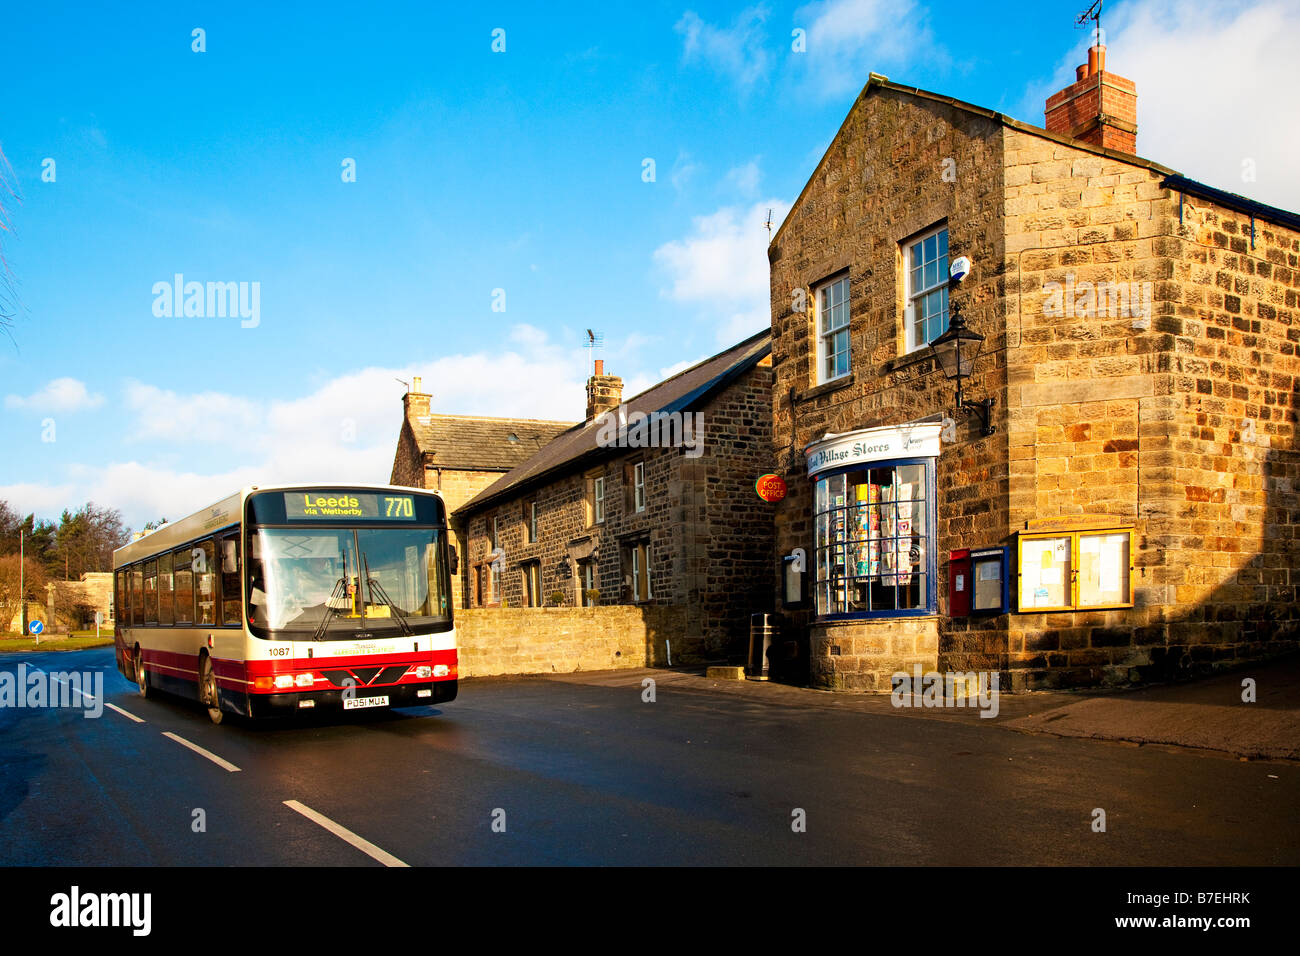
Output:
[
  {"xmin": 457, "ymin": 329, "xmax": 772, "ymax": 515},
  {"xmin": 408, "ymin": 414, "xmax": 576, "ymax": 472}
]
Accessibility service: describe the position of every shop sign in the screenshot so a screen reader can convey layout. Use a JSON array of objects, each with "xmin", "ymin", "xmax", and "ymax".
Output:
[
  {"xmin": 756, "ymin": 474, "xmax": 787, "ymax": 502},
  {"xmin": 804, "ymin": 422, "xmax": 943, "ymax": 477}
]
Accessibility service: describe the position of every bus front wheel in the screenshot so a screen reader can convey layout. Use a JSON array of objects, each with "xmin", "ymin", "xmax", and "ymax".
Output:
[
  {"xmin": 134, "ymin": 647, "xmax": 152, "ymax": 699},
  {"xmin": 200, "ymin": 654, "xmax": 224, "ymax": 725}
]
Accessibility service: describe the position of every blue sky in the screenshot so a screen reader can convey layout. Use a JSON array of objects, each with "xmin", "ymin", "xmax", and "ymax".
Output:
[{"xmin": 2, "ymin": 0, "xmax": 1297, "ymax": 529}]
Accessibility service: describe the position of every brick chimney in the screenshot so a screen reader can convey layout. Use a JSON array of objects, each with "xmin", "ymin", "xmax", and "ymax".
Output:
[
  {"xmin": 404, "ymin": 375, "xmax": 431, "ymax": 420},
  {"xmin": 585, "ymin": 360, "xmax": 623, "ymax": 422},
  {"xmin": 1044, "ymin": 44, "xmax": 1137, "ymax": 154}
]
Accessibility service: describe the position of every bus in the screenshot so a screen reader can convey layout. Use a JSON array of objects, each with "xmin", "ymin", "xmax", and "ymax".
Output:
[{"xmin": 112, "ymin": 484, "xmax": 458, "ymax": 724}]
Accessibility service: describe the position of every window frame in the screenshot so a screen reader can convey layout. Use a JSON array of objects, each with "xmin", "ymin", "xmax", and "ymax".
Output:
[
  {"xmin": 812, "ymin": 456, "xmax": 938, "ymax": 620},
  {"xmin": 1016, "ymin": 528, "xmax": 1134, "ymax": 612},
  {"xmin": 594, "ymin": 476, "xmax": 606, "ymax": 525},
  {"xmin": 633, "ymin": 461, "xmax": 646, "ymax": 513},
  {"xmin": 814, "ymin": 273, "xmax": 851, "ymax": 384},
  {"xmin": 626, "ymin": 539, "xmax": 652, "ymax": 603},
  {"xmin": 903, "ymin": 225, "xmax": 950, "ymax": 354}
]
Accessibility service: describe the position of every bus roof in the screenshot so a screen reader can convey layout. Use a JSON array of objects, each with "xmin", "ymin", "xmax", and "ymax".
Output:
[{"xmin": 112, "ymin": 483, "xmax": 443, "ymax": 568}]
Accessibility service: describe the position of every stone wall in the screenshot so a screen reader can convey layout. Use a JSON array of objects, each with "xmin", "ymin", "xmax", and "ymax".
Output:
[
  {"xmin": 455, "ymin": 604, "xmax": 689, "ymax": 677},
  {"xmin": 810, "ymin": 616, "xmax": 939, "ymax": 691}
]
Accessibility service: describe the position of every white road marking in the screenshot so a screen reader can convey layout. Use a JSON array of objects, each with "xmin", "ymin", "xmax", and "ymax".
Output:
[
  {"xmin": 50, "ymin": 675, "xmax": 94, "ymax": 700},
  {"xmin": 105, "ymin": 702, "xmax": 145, "ymax": 723},
  {"xmin": 282, "ymin": 800, "xmax": 409, "ymax": 867},
  {"xmin": 162, "ymin": 732, "xmax": 241, "ymax": 772}
]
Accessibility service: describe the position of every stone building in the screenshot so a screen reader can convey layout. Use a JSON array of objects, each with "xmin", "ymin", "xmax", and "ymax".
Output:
[
  {"xmin": 389, "ymin": 375, "xmax": 574, "ymax": 607},
  {"xmin": 456, "ymin": 331, "xmax": 776, "ymax": 662},
  {"xmin": 768, "ymin": 50, "xmax": 1299, "ymax": 691}
]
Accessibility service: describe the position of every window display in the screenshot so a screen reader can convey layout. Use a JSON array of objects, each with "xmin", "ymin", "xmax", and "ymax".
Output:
[{"xmin": 814, "ymin": 460, "xmax": 933, "ymax": 616}]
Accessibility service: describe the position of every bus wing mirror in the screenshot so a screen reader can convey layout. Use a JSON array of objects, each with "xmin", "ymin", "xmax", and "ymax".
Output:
[{"xmin": 449, "ymin": 545, "xmax": 459, "ymax": 575}]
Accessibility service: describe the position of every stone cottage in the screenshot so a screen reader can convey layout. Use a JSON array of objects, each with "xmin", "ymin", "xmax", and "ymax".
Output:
[{"xmin": 768, "ymin": 49, "xmax": 1299, "ymax": 690}]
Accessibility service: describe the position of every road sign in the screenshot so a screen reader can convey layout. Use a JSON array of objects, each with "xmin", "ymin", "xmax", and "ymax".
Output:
[
  {"xmin": 29, "ymin": 620, "xmax": 44, "ymax": 635},
  {"xmin": 95, "ymin": 611, "xmax": 104, "ymax": 626}
]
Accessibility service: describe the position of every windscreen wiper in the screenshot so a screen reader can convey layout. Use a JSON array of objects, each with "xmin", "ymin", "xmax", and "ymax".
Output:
[
  {"xmin": 311, "ymin": 576, "xmax": 348, "ymax": 642},
  {"xmin": 361, "ymin": 551, "xmax": 413, "ymax": 637}
]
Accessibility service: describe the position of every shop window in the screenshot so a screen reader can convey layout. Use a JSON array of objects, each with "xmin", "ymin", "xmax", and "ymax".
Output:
[
  {"xmin": 813, "ymin": 460, "xmax": 935, "ymax": 617},
  {"xmin": 816, "ymin": 274, "xmax": 850, "ymax": 383},
  {"xmin": 1017, "ymin": 529, "xmax": 1133, "ymax": 611}
]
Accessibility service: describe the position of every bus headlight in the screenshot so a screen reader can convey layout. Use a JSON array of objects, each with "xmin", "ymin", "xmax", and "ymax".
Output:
[
  {"xmin": 414, "ymin": 666, "xmax": 433, "ymax": 679},
  {"xmin": 295, "ymin": 673, "xmax": 314, "ymax": 688},
  {"xmin": 274, "ymin": 675, "xmax": 295, "ymax": 689},
  {"xmin": 433, "ymin": 664, "xmax": 450, "ymax": 678}
]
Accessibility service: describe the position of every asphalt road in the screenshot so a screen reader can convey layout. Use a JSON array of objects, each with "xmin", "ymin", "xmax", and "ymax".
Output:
[{"xmin": 1, "ymin": 647, "xmax": 1296, "ymax": 866}]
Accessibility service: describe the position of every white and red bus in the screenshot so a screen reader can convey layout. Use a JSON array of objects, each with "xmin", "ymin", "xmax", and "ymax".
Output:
[{"xmin": 112, "ymin": 484, "xmax": 458, "ymax": 724}]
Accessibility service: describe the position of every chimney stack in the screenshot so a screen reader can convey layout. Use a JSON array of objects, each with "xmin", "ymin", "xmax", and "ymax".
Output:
[
  {"xmin": 1044, "ymin": 43, "xmax": 1137, "ymax": 154},
  {"xmin": 585, "ymin": 359, "xmax": 623, "ymax": 422},
  {"xmin": 404, "ymin": 376, "xmax": 431, "ymax": 420}
]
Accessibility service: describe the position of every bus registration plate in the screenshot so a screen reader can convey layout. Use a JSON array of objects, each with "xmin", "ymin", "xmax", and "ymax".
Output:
[{"xmin": 343, "ymin": 695, "xmax": 389, "ymax": 711}]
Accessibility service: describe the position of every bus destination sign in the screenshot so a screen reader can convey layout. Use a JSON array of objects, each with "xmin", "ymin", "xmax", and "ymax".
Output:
[{"xmin": 285, "ymin": 492, "xmax": 416, "ymax": 521}]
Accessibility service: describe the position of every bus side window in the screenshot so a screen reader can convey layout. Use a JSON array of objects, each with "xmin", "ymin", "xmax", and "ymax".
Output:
[
  {"xmin": 116, "ymin": 571, "xmax": 128, "ymax": 627},
  {"xmin": 132, "ymin": 566, "xmax": 144, "ymax": 626},
  {"xmin": 144, "ymin": 560, "xmax": 159, "ymax": 624},
  {"xmin": 220, "ymin": 534, "xmax": 242, "ymax": 626},
  {"xmin": 195, "ymin": 541, "xmax": 217, "ymax": 625}
]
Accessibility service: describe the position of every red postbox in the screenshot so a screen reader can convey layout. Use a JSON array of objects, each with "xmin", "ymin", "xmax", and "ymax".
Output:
[{"xmin": 949, "ymin": 549, "xmax": 972, "ymax": 617}]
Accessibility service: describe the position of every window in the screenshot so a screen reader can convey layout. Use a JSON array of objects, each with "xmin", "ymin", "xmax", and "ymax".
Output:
[
  {"xmin": 813, "ymin": 460, "xmax": 935, "ymax": 616},
  {"xmin": 490, "ymin": 515, "xmax": 499, "ymax": 551},
  {"xmin": 194, "ymin": 540, "xmax": 217, "ymax": 625},
  {"xmin": 171, "ymin": 548, "xmax": 193, "ymax": 624},
  {"xmin": 816, "ymin": 274, "xmax": 851, "ymax": 383},
  {"xmin": 143, "ymin": 560, "xmax": 158, "ymax": 624},
  {"xmin": 157, "ymin": 552, "xmax": 174, "ymax": 626},
  {"xmin": 633, "ymin": 461, "xmax": 646, "ymax": 513},
  {"xmin": 131, "ymin": 566, "xmax": 144, "ymax": 626},
  {"xmin": 594, "ymin": 476, "xmax": 605, "ymax": 524},
  {"xmin": 523, "ymin": 500, "xmax": 538, "ymax": 544},
  {"xmin": 626, "ymin": 540, "xmax": 652, "ymax": 603},
  {"xmin": 1017, "ymin": 529, "xmax": 1133, "ymax": 611},
  {"xmin": 905, "ymin": 226, "xmax": 949, "ymax": 353},
  {"xmin": 220, "ymin": 533, "xmax": 241, "ymax": 626},
  {"xmin": 116, "ymin": 571, "xmax": 130, "ymax": 626},
  {"xmin": 523, "ymin": 562, "xmax": 541, "ymax": 607}
]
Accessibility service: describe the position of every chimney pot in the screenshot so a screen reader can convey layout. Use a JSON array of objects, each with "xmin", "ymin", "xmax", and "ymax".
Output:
[
  {"xmin": 412, "ymin": 376, "xmax": 422, "ymax": 393},
  {"xmin": 585, "ymin": 364, "xmax": 623, "ymax": 422},
  {"xmin": 1088, "ymin": 44, "xmax": 1105, "ymax": 76},
  {"xmin": 1076, "ymin": 64, "xmax": 1088, "ymax": 81}
]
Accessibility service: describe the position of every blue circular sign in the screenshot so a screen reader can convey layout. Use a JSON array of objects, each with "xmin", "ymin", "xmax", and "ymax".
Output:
[{"xmin": 29, "ymin": 620, "xmax": 44, "ymax": 635}]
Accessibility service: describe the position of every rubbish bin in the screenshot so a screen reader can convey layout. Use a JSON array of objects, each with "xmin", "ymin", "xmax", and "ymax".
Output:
[{"xmin": 747, "ymin": 613, "xmax": 777, "ymax": 680}]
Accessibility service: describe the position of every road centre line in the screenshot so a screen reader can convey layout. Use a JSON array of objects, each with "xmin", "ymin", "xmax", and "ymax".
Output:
[
  {"xmin": 105, "ymin": 702, "xmax": 145, "ymax": 723},
  {"xmin": 162, "ymin": 731, "xmax": 242, "ymax": 772},
  {"xmin": 282, "ymin": 800, "xmax": 409, "ymax": 867}
]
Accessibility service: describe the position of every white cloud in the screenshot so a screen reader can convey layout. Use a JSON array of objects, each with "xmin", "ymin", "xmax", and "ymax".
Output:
[
  {"xmin": 725, "ymin": 158, "xmax": 762, "ymax": 196},
  {"xmin": 794, "ymin": 0, "xmax": 938, "ymax": 97},
  {"xmin": 1019, "ymin": 0, "xmax": 1300, "ymax": 211},
  {"xmin": 4, "ymin": 377, "xmax": 105, "ymax": 413},
  {"xmin": 653, "ymin": 198, "xmax": 790, "ymax": 344},
  {"xmin": 675, "ymin": 6, "xmax": 771, "ymax": 90},
  {"xmin": 6, "ymin": 327, "xmax": 598, "ymax": 530}
]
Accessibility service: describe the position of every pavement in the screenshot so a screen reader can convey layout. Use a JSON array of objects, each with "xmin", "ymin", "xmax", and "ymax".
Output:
[{"xmin": 549, "ymin": 652, "xmax": 1300, "ymax": 762}]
